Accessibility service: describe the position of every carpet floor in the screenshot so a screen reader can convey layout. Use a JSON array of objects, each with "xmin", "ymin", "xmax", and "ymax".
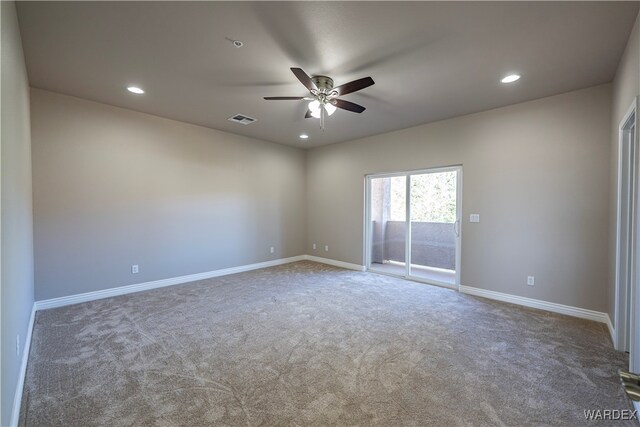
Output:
[{"xmin": 20, "ymin": 261, "xmax": 632, "ymax": 426}]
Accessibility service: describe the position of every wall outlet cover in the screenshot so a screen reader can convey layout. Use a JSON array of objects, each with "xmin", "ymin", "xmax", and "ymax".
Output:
[
  {"xmin": 527, "ymin": 276, "xmax": 535, "ymax": 286},
  {"xmin": 132, "ymin": 265, "xmax": 139, "ymax": 274}
]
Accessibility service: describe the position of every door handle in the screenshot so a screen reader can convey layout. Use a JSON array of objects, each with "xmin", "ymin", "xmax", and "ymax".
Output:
[{"xmin": 454, "ymin": 219, "xmax": 460, "ymax": 237}]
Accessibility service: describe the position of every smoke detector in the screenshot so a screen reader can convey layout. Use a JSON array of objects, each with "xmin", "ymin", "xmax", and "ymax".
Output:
[
  {"xmin": 227, "ymin": 114, "xmax": 257, "ymax": 125},
  {"xmin": 225, "ymin": 37, "xmax": 244, "ymax": 48}
]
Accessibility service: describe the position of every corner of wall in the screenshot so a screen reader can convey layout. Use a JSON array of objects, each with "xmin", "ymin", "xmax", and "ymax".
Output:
[{"xmin": 1, "ymin": 1, "xmax": 36, "ymax": 425}]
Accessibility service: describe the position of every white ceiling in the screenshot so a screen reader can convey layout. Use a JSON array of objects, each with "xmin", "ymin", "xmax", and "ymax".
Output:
[{"xmin": 16, "ymin": 1, "xmax": 639, "ymax": 148}]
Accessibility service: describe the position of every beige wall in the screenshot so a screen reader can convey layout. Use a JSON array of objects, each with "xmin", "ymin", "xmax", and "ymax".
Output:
[
  {"xmin": 1, "ymin": 2, "xmax": 35, "ymax": 425},
  {"xmin": 31, "ymin": 89, "xmax": 306, "ymax": 301},
  {"xmin": 609, "ymin": 12, "xmax": 640, "ymax": 327},
  {"xmin": 307, "ymin": 84, "xmax": 612, "ymax": 312}
]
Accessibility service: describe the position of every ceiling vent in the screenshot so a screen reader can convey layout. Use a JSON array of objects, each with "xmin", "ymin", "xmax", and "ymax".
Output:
[{"xmin": 227, "ymin": 114, "xmax": 257, "ymax": 125}]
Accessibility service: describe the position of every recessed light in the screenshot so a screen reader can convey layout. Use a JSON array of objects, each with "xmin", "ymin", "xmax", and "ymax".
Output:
[
  {"xmin": 299, "ymin": 134, "xmax": 309, "ymax": 139},
  {"xmin": 501, "ymin": 74, "xmax": 521, "ymax": 84},
  {"xmin": 127, "ymin": 86, "xmax": 145, "ymax": 94}
]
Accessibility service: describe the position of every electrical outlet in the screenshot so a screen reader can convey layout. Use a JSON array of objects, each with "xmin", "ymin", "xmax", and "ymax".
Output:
[
  {"xmin": 324, "ymin": 245, "xmax": 329, "ymax": 252},
  {"xmin": 527, "ymin": 276, "xmax": 535, "ymax": 286},
  {"xmin": 16, "ymin": 335, "xmax": 20, "ymax": 357},
  {"xmin": 312, "ymin": 243, "xmax": 317, "ymax": 250},
  {"xmin": 270, "ymin": 246, "xmax": 275, "ymax": 254},
  {"xmin": 132, "ymin": 264, "xmax": 139, "ymax": 274}
]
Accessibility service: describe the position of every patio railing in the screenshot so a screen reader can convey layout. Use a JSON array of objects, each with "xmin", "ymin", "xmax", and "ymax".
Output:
[{"xmin": 371, "ymin": 220, "xmax": 455, "ymax": 270}]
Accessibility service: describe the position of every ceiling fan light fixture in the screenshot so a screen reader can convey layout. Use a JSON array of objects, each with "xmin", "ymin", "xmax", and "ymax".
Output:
[
  {"xmin": 309, "ymin": 100, "xmax": 321, "ymax": 118},
  {"xmin": 308, "ymin": 100, "xmax": 336, "ymax": 118}
]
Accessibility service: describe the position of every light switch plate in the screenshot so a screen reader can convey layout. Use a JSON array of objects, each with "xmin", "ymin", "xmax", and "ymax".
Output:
[{"xmin": 470, "ymin": 214, "xmax": 480, "ymax": 223}]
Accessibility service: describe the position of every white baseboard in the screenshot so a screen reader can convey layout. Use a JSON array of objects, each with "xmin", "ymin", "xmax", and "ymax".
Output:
[
  {"xmin": 10, "ymin": 304, "xmax": 36, "ymax": 427},
  {"xmin": 459, "ymin": 285, "xmax": 610, "ymax": 325},
  {"xmin": 606, "ymin": 315, "xmax": 617, "ymax": 348},
  {"xmin": 35, "ymin": 255, "xmax": 306, "ymax": 311},
  {"xmin": 32, "ymin": 258, "xmax": 616, "ymax": 341},
  {"xmin": 304, "ymin": 255, "xmax": 365, "ymax": 272},
  {"xmin": 34, "ymin": 255, "xmax": 368, "ymax": 311}
]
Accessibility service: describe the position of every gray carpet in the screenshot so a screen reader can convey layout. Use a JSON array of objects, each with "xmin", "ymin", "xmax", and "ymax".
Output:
[{"xmin": 20, "ymin": 261, "xmax": 632, "ymax": 426}]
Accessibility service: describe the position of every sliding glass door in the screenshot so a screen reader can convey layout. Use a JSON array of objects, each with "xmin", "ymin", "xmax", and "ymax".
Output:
[
  {"xmin": 369, "ymin": 175, "xmax": 407, "ymax": 275},
  {"xmin": 366, "ymin": 166, "xmax": 461, "ymax": 288}
]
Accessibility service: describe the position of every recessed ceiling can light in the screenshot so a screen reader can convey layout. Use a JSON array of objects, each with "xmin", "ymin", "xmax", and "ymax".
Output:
[
  {"xmin": 501, "ymin": 74, "xmax": 521, "ymax": 84},
  {"xmin": 127, "ymin": 86, "xmax": 145, "ymax": 94},
  {"xmin": 299, "ymin": 134, "xmax": 309, "ymax": 139}
]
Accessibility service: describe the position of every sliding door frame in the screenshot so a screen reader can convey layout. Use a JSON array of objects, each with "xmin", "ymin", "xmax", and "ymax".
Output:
[{"xmin": 364, "ymin": 165, "xmax": 463, "ymax": 290}]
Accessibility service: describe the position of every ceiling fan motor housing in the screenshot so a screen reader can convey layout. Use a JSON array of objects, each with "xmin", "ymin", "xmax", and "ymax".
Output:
[{"xmin": 311, "ymin": 75, "xmax": 334, "ymax": 92}]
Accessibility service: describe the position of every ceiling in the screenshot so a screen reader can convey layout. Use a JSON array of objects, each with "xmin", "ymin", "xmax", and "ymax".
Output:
[{"xmin": 16, "ymin": 2, "xmax": 640, "ymax": 148}]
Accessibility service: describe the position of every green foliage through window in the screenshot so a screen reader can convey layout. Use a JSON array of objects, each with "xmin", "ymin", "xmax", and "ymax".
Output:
[{"xmin": 389, "ymin": 172, "xmax": 456, "ymax": 223}]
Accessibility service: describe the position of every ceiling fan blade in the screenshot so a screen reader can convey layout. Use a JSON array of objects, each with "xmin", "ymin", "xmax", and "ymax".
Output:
[
  {"xmin": 263, "ymin": 96, "xmax": 305, "ymax": 100},
  {"xmin": 333, "ymin": 76, "xmax": 375, "ymax": 96},
  {"xmin": 331, "ymin": 99, "xmax": 366, "ymax": 113},
  {"xmin": 291, "ymin": 68, "xmax": 317, "ymax": 92},
  {"xmin": 304, "ymin": 110, "xmax": 313, "ymax": 119}
]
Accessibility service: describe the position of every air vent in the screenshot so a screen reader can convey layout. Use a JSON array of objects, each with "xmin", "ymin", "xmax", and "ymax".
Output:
[{"xmin": 227, "ymin": 114, "xmax": 257, "ymax": 125}]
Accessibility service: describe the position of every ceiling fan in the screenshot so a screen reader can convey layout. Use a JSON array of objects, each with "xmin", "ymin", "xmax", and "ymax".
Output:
[{"xmin": 264, "ymin": 68, "xmax": 375, "ymax": 130}]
